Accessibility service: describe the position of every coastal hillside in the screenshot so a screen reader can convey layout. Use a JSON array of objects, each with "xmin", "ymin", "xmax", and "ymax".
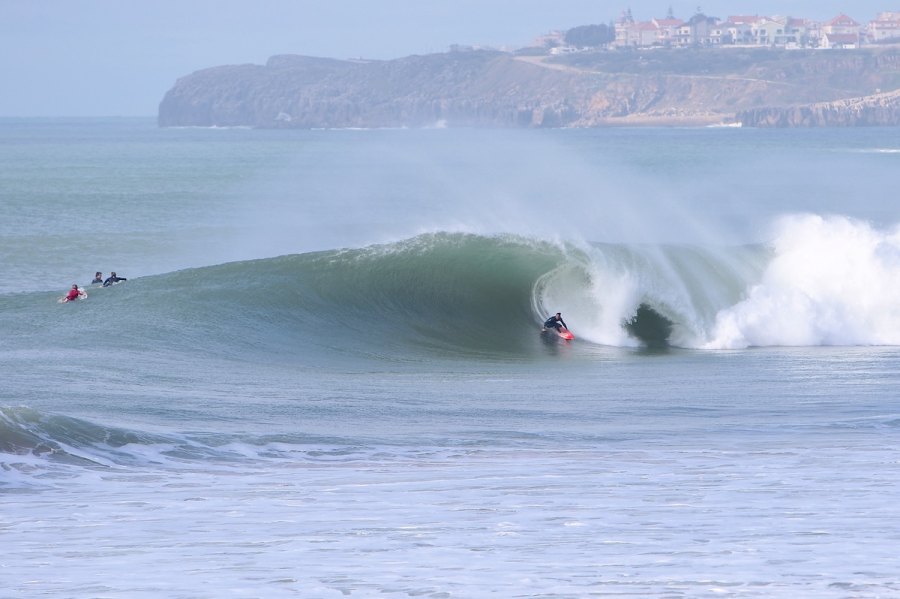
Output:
[{"xmin": 158, "ymin": 48, "xmax": 900, "ymax": 128}]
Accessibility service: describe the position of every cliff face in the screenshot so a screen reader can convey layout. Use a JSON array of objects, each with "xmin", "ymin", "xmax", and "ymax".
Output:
[
  {"xmin": 159, "ymin": 52, "xmax": 597, "ymax": 129},
  {"xmin": 737, "ymin": 89, "xmax": 900, "ymax": 127},
  {"xmin": 158, "ymin": 48, "xmax": 900, "ymax": 128}
]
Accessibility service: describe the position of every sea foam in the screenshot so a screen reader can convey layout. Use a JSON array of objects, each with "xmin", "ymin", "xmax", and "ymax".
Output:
[{"xmin": 707, "ymin": 214, "xmax": 900, "ymax": 348}]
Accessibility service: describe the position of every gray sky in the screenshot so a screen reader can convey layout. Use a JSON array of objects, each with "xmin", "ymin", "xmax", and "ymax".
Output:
[{"xmin": 1, "ymin": 0, "xmax": 889, "ymax": 117}]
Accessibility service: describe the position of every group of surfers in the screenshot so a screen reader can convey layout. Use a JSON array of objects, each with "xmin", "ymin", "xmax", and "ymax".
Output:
[{"xmin": 61, "ymin": 271, "xmax": 127, "ymax": 302}]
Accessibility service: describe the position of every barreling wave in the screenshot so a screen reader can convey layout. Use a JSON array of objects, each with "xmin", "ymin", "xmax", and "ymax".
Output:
[
  {"xmin": 8, "ymin": 215, "xmax": 900, "ymax": 359},
  {"xmin": 22, "ymin": 231, "xmax": 759, "ymax": 356}
]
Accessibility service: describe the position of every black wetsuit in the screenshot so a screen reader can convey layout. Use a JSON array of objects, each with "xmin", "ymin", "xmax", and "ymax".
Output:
[
  {"xmin": 102, "ymin": 275, "xmax": 127, "ymax": 287},
  {"xmin": 544, "ymin": 315, "xmax": 567, "ymax": 331}
]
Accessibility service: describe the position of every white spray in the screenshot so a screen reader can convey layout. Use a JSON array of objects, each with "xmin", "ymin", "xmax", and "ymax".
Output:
[{"xmin": 707, "ymin": 214, "xmax": 900, "ymax": 348}]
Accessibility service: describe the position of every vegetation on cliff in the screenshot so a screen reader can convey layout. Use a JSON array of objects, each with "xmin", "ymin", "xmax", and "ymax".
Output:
[{"xmin": 157, "ymin": 47, "xmax": 900, "ymax": 128}]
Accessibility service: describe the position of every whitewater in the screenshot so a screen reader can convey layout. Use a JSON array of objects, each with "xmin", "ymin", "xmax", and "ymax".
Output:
[{"xmin": 2, "ymin": 119, "xmax": 900, "ymax": 598}]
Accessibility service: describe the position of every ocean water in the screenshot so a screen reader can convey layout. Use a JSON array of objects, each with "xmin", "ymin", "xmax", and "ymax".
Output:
[{"xmin": 2, "ymin": 118, "xmax": 900, "ymax": 598}]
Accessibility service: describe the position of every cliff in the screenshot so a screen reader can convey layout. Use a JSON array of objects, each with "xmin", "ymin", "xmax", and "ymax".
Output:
[
  {"xmin": 158, "ymin": 48, "xmax": 900, "ymax": 128},
  {"xmin": 737, "ymin": 88, "xmax": 900, "ymax": 127}
]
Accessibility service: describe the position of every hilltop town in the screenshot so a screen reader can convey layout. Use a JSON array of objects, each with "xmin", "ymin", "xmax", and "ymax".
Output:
[
  {"xmin": 537, "ymin": 10, "xmax": 900, "ymax": 53},
  {"xmin": 158, "ymin": 10, "xmax": 900, "ymax": 130}
]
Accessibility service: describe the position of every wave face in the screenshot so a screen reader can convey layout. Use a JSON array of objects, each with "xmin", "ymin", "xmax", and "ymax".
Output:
[
  {"xmin": 9, "ymin": 216, "xmax": 900, "ymax": 359},
  {"xmin": 10, "ymin": 233, "xmax": 569, "ymax": 362}
]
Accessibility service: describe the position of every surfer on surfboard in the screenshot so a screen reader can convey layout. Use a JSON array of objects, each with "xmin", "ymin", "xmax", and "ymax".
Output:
[
  {"xmin": 61, "ymin": 284, "xmax": 87, "ymax": 303},
  {"xmin": 542, "ymin": 312, "xmax": 574, "ymax": 340}
]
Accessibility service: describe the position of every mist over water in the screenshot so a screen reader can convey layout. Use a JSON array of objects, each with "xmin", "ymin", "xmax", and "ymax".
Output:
[{"xmin": 201, "ymin": 125, "xmax": 900, "ymax": 276}]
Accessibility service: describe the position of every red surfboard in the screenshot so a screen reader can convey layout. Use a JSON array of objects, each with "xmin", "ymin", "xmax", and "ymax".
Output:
[{"xmin": 543, "ymin": 327, "xmax": 575, "ymax": 340}]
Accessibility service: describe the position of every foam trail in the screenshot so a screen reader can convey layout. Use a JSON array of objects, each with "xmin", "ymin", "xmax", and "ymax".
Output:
[{"xmin": 707, "ymin": 214, "xmax": 900, "ymax": 348}]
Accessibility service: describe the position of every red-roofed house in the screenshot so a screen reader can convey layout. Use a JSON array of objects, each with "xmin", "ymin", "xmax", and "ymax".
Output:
[
  {"xmin": 820, "ymin": 14, "xmax": 860, "ymax": 48},
  {"xmin": 823, "ymin": 14, "xmax": 861, "ymax": 36}
]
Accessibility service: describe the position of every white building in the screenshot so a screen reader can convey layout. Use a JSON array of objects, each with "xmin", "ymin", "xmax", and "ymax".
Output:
[{"xmin": 868, "ymin": 13, "xmax": 900, "ymax": 44}]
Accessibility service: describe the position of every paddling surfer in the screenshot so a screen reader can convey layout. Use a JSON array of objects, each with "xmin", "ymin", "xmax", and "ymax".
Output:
[{"xmin": 62, "ymin": 284, "xmax": 87, "ymax": 302}]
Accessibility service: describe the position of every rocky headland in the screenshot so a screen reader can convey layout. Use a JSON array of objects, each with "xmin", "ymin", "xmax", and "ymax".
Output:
[{"xmin": 158, "ymin": 48, "xmax": 900, "ymax": 128}]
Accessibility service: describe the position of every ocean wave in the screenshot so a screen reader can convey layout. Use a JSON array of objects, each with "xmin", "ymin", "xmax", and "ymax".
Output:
[
  {"xmin": 0, "ymin": 406, "xmax": 345, "ymax": 489},
  {"xmin": 2, "ymin": 405, "xmax": 589, "ymax": 489},
  {"xmin": 0, "ymin": 406, "xmax": 169, "ymax": 484},
  {"xmin": 90, "ymin": 231, "xmax": 757, "ymax": 352},
  {"xmin": 6, "ymin": 218, "xmax": 900, "ymax": 357}
]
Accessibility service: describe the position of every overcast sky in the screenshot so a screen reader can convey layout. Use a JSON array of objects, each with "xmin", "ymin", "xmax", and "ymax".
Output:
[{"xmin": 0, "ymin": 0, "xmax": 889, "ymax": 117}]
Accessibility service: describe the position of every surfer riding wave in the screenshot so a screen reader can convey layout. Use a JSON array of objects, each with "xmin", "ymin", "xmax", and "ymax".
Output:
[{"xmin": 542, "ymin": 312, "xmax": 573, "ymax": 339}]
